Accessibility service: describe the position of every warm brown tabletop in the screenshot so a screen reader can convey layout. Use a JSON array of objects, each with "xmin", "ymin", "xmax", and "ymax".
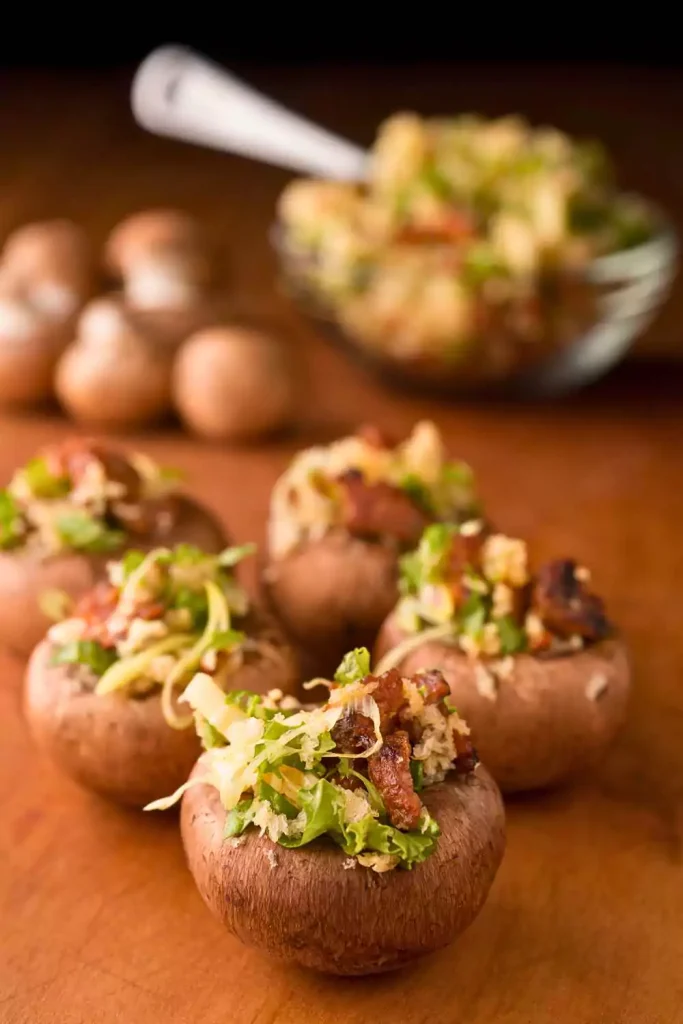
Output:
[{"xmin": 1, "ymin": 65, "xmax": 683, "ymax": 1024}]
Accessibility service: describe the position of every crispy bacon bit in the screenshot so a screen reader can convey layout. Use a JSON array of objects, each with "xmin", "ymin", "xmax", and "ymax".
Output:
[
  {"xmin": 533, "ymin": 559, "xmax": 612, "ymax": 641},
  {"xmin": 73, "ymin": 582, "xmax": 120, "ymax": 647},
  {"xmin": 134, "ymin": 601, "xmax": 166, "ymax": 621},
  {"xmin": 395, "ymin": 209, "xmax": 476, "ymax": 245},
  {"xmin": 331, "ymin": 712, "xmax": 376, "ymax": 756},
  {"xmin": 337, "ymin": 469, "xmax": 430, "ymax": 546},
  {"xmin": 368, "ymin": 730, "xmax": 423, "ymax": 830},
  {"xmin": 447, "ymin": 523, "xmax": 489, "ymax": 577},
  {"xmin": 415, "ymin": 669, "xmax": 450, "ymax": 706},
  {"xmin": 368, "ymin": 668, "xmax": 406, "ymax": 731},
  {"xmin": 356, "ymin": 424, "xmax": 395, "ymax": 449},
  {"xmin": 453, "ymin": 732, "xmax": 479, "ymax": 775}
]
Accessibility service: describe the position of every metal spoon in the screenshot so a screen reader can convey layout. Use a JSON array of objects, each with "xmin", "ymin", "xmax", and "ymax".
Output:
[{"xmin": 131, "ymin": 46, "xmax": 678, "ymax": 397}]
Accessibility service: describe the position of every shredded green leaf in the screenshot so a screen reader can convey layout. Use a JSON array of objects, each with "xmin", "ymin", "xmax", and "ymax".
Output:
[
  {"xmin": 120, "ymin": 550, "xmax": 147, "ymax": 580},
  {"xmin": 217, "ymin": 543, "xmax": 257, "ymax": 568},
  {"xmin": 21, "ymin": 457, "xmax": 70, "ymax": 499},
  {"xmin": 334, "ymin": 647, "xmax": 371, "ymax": 686},
  {"xmin": 496, "ymin": 614, "xmax": 528, "ymax": 654},
  {"xmin": 0, "ymin": 491, "xmax": 23, "ymax": 550},
  {"xmin": 55, "ymin": 512, "xmax": 125, "ymax": 554},
  {"xmin": 51, "ymin": 640, "xmax": 118, "ymax": 677},
  {"xmin": 399, "ymin": 523, "xmax": 458, "ymax": 596}
]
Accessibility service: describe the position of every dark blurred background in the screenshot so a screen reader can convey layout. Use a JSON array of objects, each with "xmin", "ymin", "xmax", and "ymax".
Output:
[{"xmin": 0, "ymin": 19, "xmax": 681, "ymax": 68}]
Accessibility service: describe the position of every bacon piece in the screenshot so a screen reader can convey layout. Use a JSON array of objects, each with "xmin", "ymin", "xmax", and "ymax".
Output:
[
  {"xmin": 369, "ymin": 668, "xmax": 406, "ymax": 732},
  {"xmin": 414, "ymin": 669, "xmax": 450, "ymax": 706},
  {"xmin": 533, "ymin": 559, "xmax": 612, "ymax": 641},
  {"xmin": 446, "ymin": 523, "xmax": 490, "ymax": 577},
  {"xmin": 368, "ymin": 730, "xmax": 423, "ymax": 830},
  {"xmin": 134, "ymin": 601, "xmax": 166, "ymax": 621},
  {"xmin": 72, "ymin": 582, "xmax": 120, "ymax": 647},
  {"xmin": 331, "ymin": 711, "xmax": 376, "ymax": 756},
  {"xmin": 356, "ymin": 424, "xmax": 395, "ymax": 449},
  {"xmin": 337, "ymin": 469, "xmax": 430, "ymax": 547},
  {"xmin": 452, "ymin": 732, "xmax": 479, "ymax": 775}
]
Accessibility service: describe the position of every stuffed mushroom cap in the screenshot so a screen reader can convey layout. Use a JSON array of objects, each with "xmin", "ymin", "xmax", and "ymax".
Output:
[
  {"xmin": 25, "ymin": 637, "xmax": 202, "ymax": 806},
  {"xmin": 0, "ymin": 440, "xmax": 228, "ymax": 655},
  {"xmin": 374, "ymin": 522, "xmax": 631, "ymax": 791},
  {"xmin": 23, "ymin": 544, "xmax": 299, "ymax": 806},
  {"xmin": 150, "ymin": 655, "xmax": 505, "ymax": 974},
  {"xmin": 376, "ymin": 617, "xmax": 630, "ymax": 791},
  {"xmin": 181, "ymin": 763, "xmax": 504, "ymax": 974},
  {"xmin": 262, "ymin": 421, "xmax": 479, "ymax": 675}
]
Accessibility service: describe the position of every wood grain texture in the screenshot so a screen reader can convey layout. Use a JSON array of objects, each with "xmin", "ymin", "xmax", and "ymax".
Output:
[{"xmin": 1, "ymin": 65, "xmax": 683, "ymax": 1024}]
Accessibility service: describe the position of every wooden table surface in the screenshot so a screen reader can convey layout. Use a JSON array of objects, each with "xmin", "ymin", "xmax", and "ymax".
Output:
[{"xmin": 1, "ymin": 64, "xmax": 683, "ymax": 1024}]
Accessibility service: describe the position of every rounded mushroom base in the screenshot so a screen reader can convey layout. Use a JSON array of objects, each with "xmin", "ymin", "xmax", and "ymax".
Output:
[
  {"xmin": 261, "ymin": 531, "xmax": 400, "ymax": 679},
  {"xmin": 180, "ymin": 764, "xmax": 505, "ymax": 975},
  {"xmin": 376, "ymin": 615, "xmax": 631, "ymax": 792},
  {"xmin": 24, "ymin": 640, "xmax": 202, "ymax": 807}
]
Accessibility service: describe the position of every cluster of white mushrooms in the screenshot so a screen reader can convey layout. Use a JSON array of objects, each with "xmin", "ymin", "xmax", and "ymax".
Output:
[{"xmin": 0, "ymin": 211, "xmax": 297, "ymax": 440}]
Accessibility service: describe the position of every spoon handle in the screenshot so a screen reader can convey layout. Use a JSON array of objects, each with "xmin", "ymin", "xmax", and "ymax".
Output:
[{"xmin": 131, "ymin": 46, "xmax": 369, "ymax": 180}]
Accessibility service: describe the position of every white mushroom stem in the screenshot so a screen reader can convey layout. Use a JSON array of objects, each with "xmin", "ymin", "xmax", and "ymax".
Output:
[
  {"xmin": 124, "ymin": 260, "xmax": 200, "ymax": 310},
  {"xmin": 30, "ymin": 281, "xmax": 80, "ymax": 320},
  {"xmin": 0, "ymin": 293, "xmax": 44, "ymax": 341},
  {"xmin": 77, "ymin": 297, "xmax": 143, "ymax": 351}
]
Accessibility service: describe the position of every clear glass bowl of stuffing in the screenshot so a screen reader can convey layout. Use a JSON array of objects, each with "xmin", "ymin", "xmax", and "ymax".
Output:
[{"xmin": 273, "ymin": 113, "xmax": 677, "ymax": 397}]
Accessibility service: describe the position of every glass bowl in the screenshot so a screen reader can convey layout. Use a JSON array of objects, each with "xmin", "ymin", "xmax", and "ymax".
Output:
[{"xmin": 271, "ymin": 205, "xmax": 678, "ymax": 399}]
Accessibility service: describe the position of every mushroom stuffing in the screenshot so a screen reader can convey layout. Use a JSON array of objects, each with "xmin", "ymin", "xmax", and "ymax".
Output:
[
  {"xmin": 0, "ymin": 438, "xmax": 226, "ymax": 654},
  {"xmin": 25, "ymin": 542, "xmax": 298, "ymax": 806},
  {"xmin": 374, "ymin": 521, "xmax": 631, "ymax": 790},
  {"xmin": 262, "ymin": 420, "xmax": 479, "ymax": 674},
  {"xmin": 148, "ymin": 647, "xmax": 505, "ymax": 974}
]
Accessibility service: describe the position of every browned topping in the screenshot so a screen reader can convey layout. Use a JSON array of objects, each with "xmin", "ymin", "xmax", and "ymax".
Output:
[
  {"xmin": 337, "ymin": 469, "xmax": 430, "ymax": 546},
  {"xmin": 368, "ymin": 668, "xmax": 406, "ymax": 731},
  {"xmin": 368, "ymin": 730, "xmax": 423, "ymax": 830},
  {"xmin": 330, "ymin": 666, "xmax": 477, "ymax": 830},
  {"xmin": 331, "ymin": 710, "xmax": 377, "ymax": 756},
  {"xmin": 452, "ymin": 732, "xmax": 479, "ymax": 775},
  {"xmin": 72, "ymin": 582, "xmax": 119, "ymax": 647},
  {"xmin": 415, "ymin": 669, "xmax": 451, "ymax": 706},
  {"xmin": 355, "ymin": 424, "xmax": 396, "ymax": 449},
  {"xmin": 533, "ymin": 559, "xmax": 612, "ymax": 641},
  {"xmin": 446, "ymin": 522, "xmax": 489, "ymax": 578}
]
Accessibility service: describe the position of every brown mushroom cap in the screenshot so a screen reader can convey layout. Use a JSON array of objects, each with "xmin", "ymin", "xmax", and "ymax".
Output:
[
  {"xmin": 180, "ymin": 761, "xmax": 505, "ymax": 975},
  {"xmin": 55, "ymin": 295, "xmax": 173, "ymax": 429},
  {"xmin": 24, "ymin": 639, "xmax": 202, "ymax": 807},
  {"xmin": 0, "ymin": 494, "xmax": 228, "ymax": 657},
  {"xmin": 173, "ymin": 326, "xmax": 297, "ymax": 441},
  {"xmin": 1, "ymin": 219, "xmax": 94, "ymax": 304},
  {"xmin": 261, "ymin": 530, "xmax": 401, "ymax": 678},
  {"xmin": 375, "ymin": 612, "xmax": 631, "ymax": 792},
  {"xmin": 24, "ymin": 607, "xmax": 300, "ymax": 806},
  {"xmin": 105, "ymin": 209, "xmax": 210, "ymax": 284}
]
